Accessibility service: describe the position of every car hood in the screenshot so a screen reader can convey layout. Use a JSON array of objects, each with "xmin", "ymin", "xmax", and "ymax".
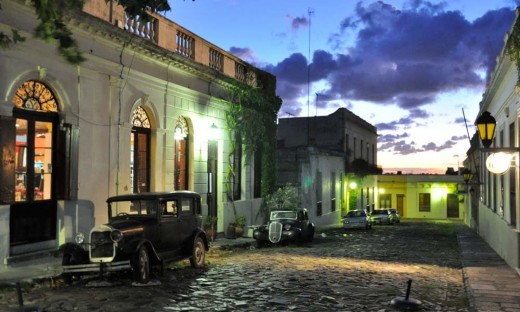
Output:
[{"xmin": 107, "ymin": 217, "xmax": 155, "ymax": 233}]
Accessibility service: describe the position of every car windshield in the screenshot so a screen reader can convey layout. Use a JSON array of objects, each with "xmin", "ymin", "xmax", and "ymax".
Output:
[
  {"xmin": 109, "ymin": 199, "xmax": 158, "ymax": 218},
  {"xmin": 270, "ymin": 211, "xmax": 297, "ymax": 220},
  {"xmin": 389, "ymin": 209, "xmax": 397, "ymax": 214},
  {"xmin": 372, "ymin": 210, "xmax": 388, "ymax": 215},
  {"xmin": 347, "ymin": 210, "xmax": 366, "ymax": 218}
]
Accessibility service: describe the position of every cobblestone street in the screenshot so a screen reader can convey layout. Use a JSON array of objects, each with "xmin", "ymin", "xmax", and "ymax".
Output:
[{"xmin": 1, "ymin": 221, "xmax": 469, "ymax": 311}]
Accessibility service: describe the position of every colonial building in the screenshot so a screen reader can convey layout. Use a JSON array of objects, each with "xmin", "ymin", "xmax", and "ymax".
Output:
[
  {"xmin": 277, "ymin": 108, "xmax": 379, "ymax": 229},
  {"xmin": 465, "ymin": 11, "xmax": 520, "ymax": 270},
  {"xmin": 377, "ymin": 174, "xmax": 466, "ymax": 220},
  {"xmin": 0, "ymin": 0, "xmax": 279, "ymax": 267}
]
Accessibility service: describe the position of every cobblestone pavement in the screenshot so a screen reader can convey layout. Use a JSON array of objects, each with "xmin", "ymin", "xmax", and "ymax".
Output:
[{"xmin": 1, "ymin": 220, "xmax": 469, "ymax": 311}]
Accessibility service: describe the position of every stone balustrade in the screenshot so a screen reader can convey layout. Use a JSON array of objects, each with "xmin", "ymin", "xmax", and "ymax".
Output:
[{"xmin": 82, "ymin": 0, "xmax": 257, "ymax": 87}]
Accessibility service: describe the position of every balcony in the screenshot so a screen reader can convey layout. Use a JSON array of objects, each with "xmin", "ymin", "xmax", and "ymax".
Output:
[{"xmin": 81, "ymin": 0, "xmax": 261, "ymax": 88}]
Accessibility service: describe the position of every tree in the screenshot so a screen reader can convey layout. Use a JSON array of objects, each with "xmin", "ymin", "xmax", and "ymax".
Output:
[{"xmin": 0, "ymin": 0, "xmax": 191, "ymax": 64}]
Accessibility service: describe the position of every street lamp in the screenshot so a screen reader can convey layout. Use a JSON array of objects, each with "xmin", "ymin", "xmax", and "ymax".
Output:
[
  {"xmin": 475, "ymin": 111, "xmax": 520, "ymax": 174},
  {"xmin": 476, "ymin": 111, "xmax": 496, "ymax": 148},
  {"xmin": 462, "ymin": 169, "xmax": 473, "ymax": 184}
]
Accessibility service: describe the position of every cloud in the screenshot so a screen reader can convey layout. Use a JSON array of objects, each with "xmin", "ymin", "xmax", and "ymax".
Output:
[
  {"xmin": 290, "ymin": 15, "xmax": 310, "ymax": 31},
  {"xmin": 229, "ymin": 47, "xmax": 257, "ymax": 64},
  {"xmin": 263, "ymin": 1, "xmax": 515, "ymax": 112},
  {"xmin": 260, "ymin": 0, "xmax": 515, "ymax": 158}
]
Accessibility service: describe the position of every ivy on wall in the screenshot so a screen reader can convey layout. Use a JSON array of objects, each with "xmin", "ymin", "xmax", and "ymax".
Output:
[
  {"xmin": 506, "ymin": 16, "xmax": 520, "ymax": 81},
  {"xmin": 225, "ymin": 85, "xmax": 282, "ymax": 206}
]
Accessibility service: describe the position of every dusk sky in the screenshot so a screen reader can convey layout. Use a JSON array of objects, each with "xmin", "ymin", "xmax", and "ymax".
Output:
[{"xmin": 166, "ymin": 0, "xmax": 519, "ymax": 174}]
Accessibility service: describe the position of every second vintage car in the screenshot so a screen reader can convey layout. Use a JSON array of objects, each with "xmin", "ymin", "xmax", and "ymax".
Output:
[
  {"xmin": 59, "ymin": 191, "xmax": 210, "ymax": 284},
  {"xmin": 253, "ymin": 208, "xmax": 315, "ymax": 248}
]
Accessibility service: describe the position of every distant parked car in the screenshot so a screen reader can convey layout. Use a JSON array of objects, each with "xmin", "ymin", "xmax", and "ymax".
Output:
[
  {"xmin": 59, "ymin": 191, "xmax": 209, "ymax": 284},
  {"xmin": 369, "ymin": 209, "xmax": 394, "ymax": 225},
  {"xmin": 343, "ymin": 209, "xmax": 372, "ymax": 230},
  {"xmin": 253, "ymin": 208, "xmax": 315, "ymax": 248},
  {"xmin": 388, "ymin": 208, "xmax": 400, "ymax": 223}
]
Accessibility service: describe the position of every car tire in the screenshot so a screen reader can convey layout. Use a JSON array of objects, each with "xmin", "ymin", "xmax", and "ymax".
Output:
[
  {"xmin": 256, "ymin": 239, "xmax": 265, "ymax": 249},
  {"xmin": 189, "ymin": 236, "xmax": 205, "ymax": 268},
  {"xmin": 133, "ymin": 245, "xmax": 150, "ymax": 284},
  {"xmin": 61, "ymin": 253, "xmax": 79, "ymax": 285}
]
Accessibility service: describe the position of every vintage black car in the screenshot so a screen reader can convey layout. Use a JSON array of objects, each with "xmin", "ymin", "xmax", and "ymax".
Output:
[
  {"xmin": 253, "ymin": 208, "xmax": 315, "ymax": 248},
  {"xmin": 59, "ymin": 191, "xmax": 209, "ymax": 284}
]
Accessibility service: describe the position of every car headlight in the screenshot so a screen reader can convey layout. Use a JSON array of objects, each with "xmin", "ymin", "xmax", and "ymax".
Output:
[
  {"xmin": 283, "ymin": 224, "xmax": 291, "ymax": 231},
  {"xmin": 75, "ymin": 232, "xmax": 85, "ymax": 244},
  {"xmin": 110, "ymin": 229, "xmax": 123, "ymax": 243}
]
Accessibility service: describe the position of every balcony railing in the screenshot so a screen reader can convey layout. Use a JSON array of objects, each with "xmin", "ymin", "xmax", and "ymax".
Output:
[{"xmin": 81, "ymin": 0, "xmax": 265, "ymax": 89}]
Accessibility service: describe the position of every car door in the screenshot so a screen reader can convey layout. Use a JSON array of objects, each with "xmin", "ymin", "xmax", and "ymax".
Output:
[
  {"xmin": 159, "ymin": 199, "xmax": 183, "ymax": 255},
  {"xmin": 177, "ymin": 196, "xmax": 197, "ymax": 247}
]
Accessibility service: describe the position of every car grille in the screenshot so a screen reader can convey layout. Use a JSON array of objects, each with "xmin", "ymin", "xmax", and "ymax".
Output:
[
  {"xmin": 268, "ymin": 222, "xmax": 282, "ymax": 243},
  {"xmin": 90, "ymin": 231, "xmax": 115, "ymax": 259}
]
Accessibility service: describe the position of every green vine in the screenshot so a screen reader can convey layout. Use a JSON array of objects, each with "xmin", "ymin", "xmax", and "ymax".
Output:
[
  {"xmin": 224, "ymin": 85, "xmax": 282, "ymax": 216},
  {"xmin": 506, "ymin": 17, "xmax": 520, "ymax": 83}
]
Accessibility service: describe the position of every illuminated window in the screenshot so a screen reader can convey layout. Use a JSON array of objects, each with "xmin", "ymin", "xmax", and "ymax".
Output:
[
  {"xmin": 131, "ymin": 106, "xmax": 150, "ymax": 193},
  {"xmin": 419, "ymin": 193, "xmax": 431, "ymax": 212},
  {"xmin": 174, "ymin": 116, "xmax": 189, "ymax": 190},
  {"xmin": 379, "ymin": 194, "xmax": 391, "ymax": 208}
]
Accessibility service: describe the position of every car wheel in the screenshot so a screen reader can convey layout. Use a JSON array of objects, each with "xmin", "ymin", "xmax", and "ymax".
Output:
[
  {"xmin": 133, "ymin": 245, "xmax": 150, "ymax": 284},
  {"xmin": 189, "ymin": 236, "xmax": 205, "ymax": 268},
  {"xmin": 256, "ymin": 239, "xmax": 265, "ymax": 249},
  {"xmin": 61, "ymin": 253, "xmax": 79, "ymax": 285}
]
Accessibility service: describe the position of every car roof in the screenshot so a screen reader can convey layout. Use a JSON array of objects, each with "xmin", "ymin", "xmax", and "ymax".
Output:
[{"xmin": 107, "ymin": 191, "xmax": 200, "ymax": 202}]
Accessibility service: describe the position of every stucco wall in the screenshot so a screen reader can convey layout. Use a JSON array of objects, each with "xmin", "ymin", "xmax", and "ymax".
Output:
[{"xmin": 478, "ymin": 205, "xmax": 520, "ymax": 268}]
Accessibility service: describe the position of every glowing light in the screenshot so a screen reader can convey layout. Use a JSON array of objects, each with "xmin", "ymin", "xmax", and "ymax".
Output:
[
  {"xmin": 349, "ymin": 182, "xmax": 357, "ymax": 190},
  {"xmin": 486, "ymin": 152, "xmax": 513, "ymax": 175}
]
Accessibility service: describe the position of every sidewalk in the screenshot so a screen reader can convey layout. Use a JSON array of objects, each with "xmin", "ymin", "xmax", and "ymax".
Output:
[{"xmin": 457, "ymin": 226, "xmax": 520, "ymax": 312}]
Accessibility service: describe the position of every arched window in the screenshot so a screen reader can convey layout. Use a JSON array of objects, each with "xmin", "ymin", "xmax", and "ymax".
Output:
[
  {"xmin": 131, "ymin": 106, "xmax": 151, "ymax": 193},
  {"xmin": 174, "ymin": 116, "xmax": 189, "ymax": 190},
  {"xmin": 12, "ymin": 80, "xmax": 58, "ymax": 202}
]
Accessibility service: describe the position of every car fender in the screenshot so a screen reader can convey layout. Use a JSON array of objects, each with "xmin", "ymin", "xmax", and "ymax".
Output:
[
  {"xmin": 59, "ymin": 242, "xmax": 89, "ymax": 263},
  {"xmin": 133, "ymin": 239, "xmax": 161, "ymax": 263},
  {"xmin": 191, "ymin": 229, "xmax": 210, "ymax": 250}
]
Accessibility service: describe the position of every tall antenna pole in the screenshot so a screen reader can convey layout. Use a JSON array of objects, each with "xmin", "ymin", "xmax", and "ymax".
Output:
[{"xmin": 307, "ymin": 8, "xmax": 314, "ymax": 145}]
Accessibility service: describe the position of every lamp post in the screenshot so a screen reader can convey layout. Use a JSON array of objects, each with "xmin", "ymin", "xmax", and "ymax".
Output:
[{"xmin": 475, "ymin": 111, "xmax": 520, "ymax": 174}]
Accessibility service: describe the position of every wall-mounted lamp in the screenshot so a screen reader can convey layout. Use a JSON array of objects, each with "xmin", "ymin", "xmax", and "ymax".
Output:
[
  {"xmin": 476, "ymin": 111, "xmax": 520, "ymax": 174},
  {"xmin": 462, "ymin": 168, "xmax": 473, "ymax": 184},
  {"xmin": 207, "ymin": 122, "xmax": 220, "ymax": 141}
]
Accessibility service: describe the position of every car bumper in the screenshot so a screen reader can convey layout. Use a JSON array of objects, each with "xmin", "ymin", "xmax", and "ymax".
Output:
[
  {"xmin": 253, "ymin": 229, "xmax": 300, "ymax": 242},
  {"xmin": 62, "ymin": 260, "xmax": 131, "ymax": 274},
  {"xmin": 371, "ymin": 219, "xmax": 391, "ymax": 224},
  {"xmin": 343, "ymin": 222, "xmax": 369, "ymax": 229}
]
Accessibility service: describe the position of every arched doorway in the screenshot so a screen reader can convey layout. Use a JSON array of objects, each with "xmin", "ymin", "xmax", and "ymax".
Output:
[{"xmin": 9, "ymin": 80, "xmax": 59, "ymax": 251}]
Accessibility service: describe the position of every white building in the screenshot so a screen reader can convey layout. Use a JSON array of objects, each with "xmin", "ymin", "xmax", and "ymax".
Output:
[
  {"xmin": 466, "ymin": 10, "xmax": 520, "ymax": 269},
  {"xmin": 0, "ymin": 0, "xmax": 278, "ymax": 268}
]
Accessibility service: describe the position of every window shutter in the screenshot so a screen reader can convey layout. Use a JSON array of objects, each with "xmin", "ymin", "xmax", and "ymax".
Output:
[
  {"xmin": 55, "ymin": 124, "xmax": 79, "ymax": 200},
  {"xmin": 0, "ymin": 116, "xmax": 16, "ymax": 204}
]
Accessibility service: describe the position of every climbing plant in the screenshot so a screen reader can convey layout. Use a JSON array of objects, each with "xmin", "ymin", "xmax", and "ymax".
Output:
[
  {"xmin": 224, "ymin": 85, "xmax": 281, "ymax": 214},
  {"xmin": 506, "ymin": 17, "xmax": 520, "ymax": 82}
]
